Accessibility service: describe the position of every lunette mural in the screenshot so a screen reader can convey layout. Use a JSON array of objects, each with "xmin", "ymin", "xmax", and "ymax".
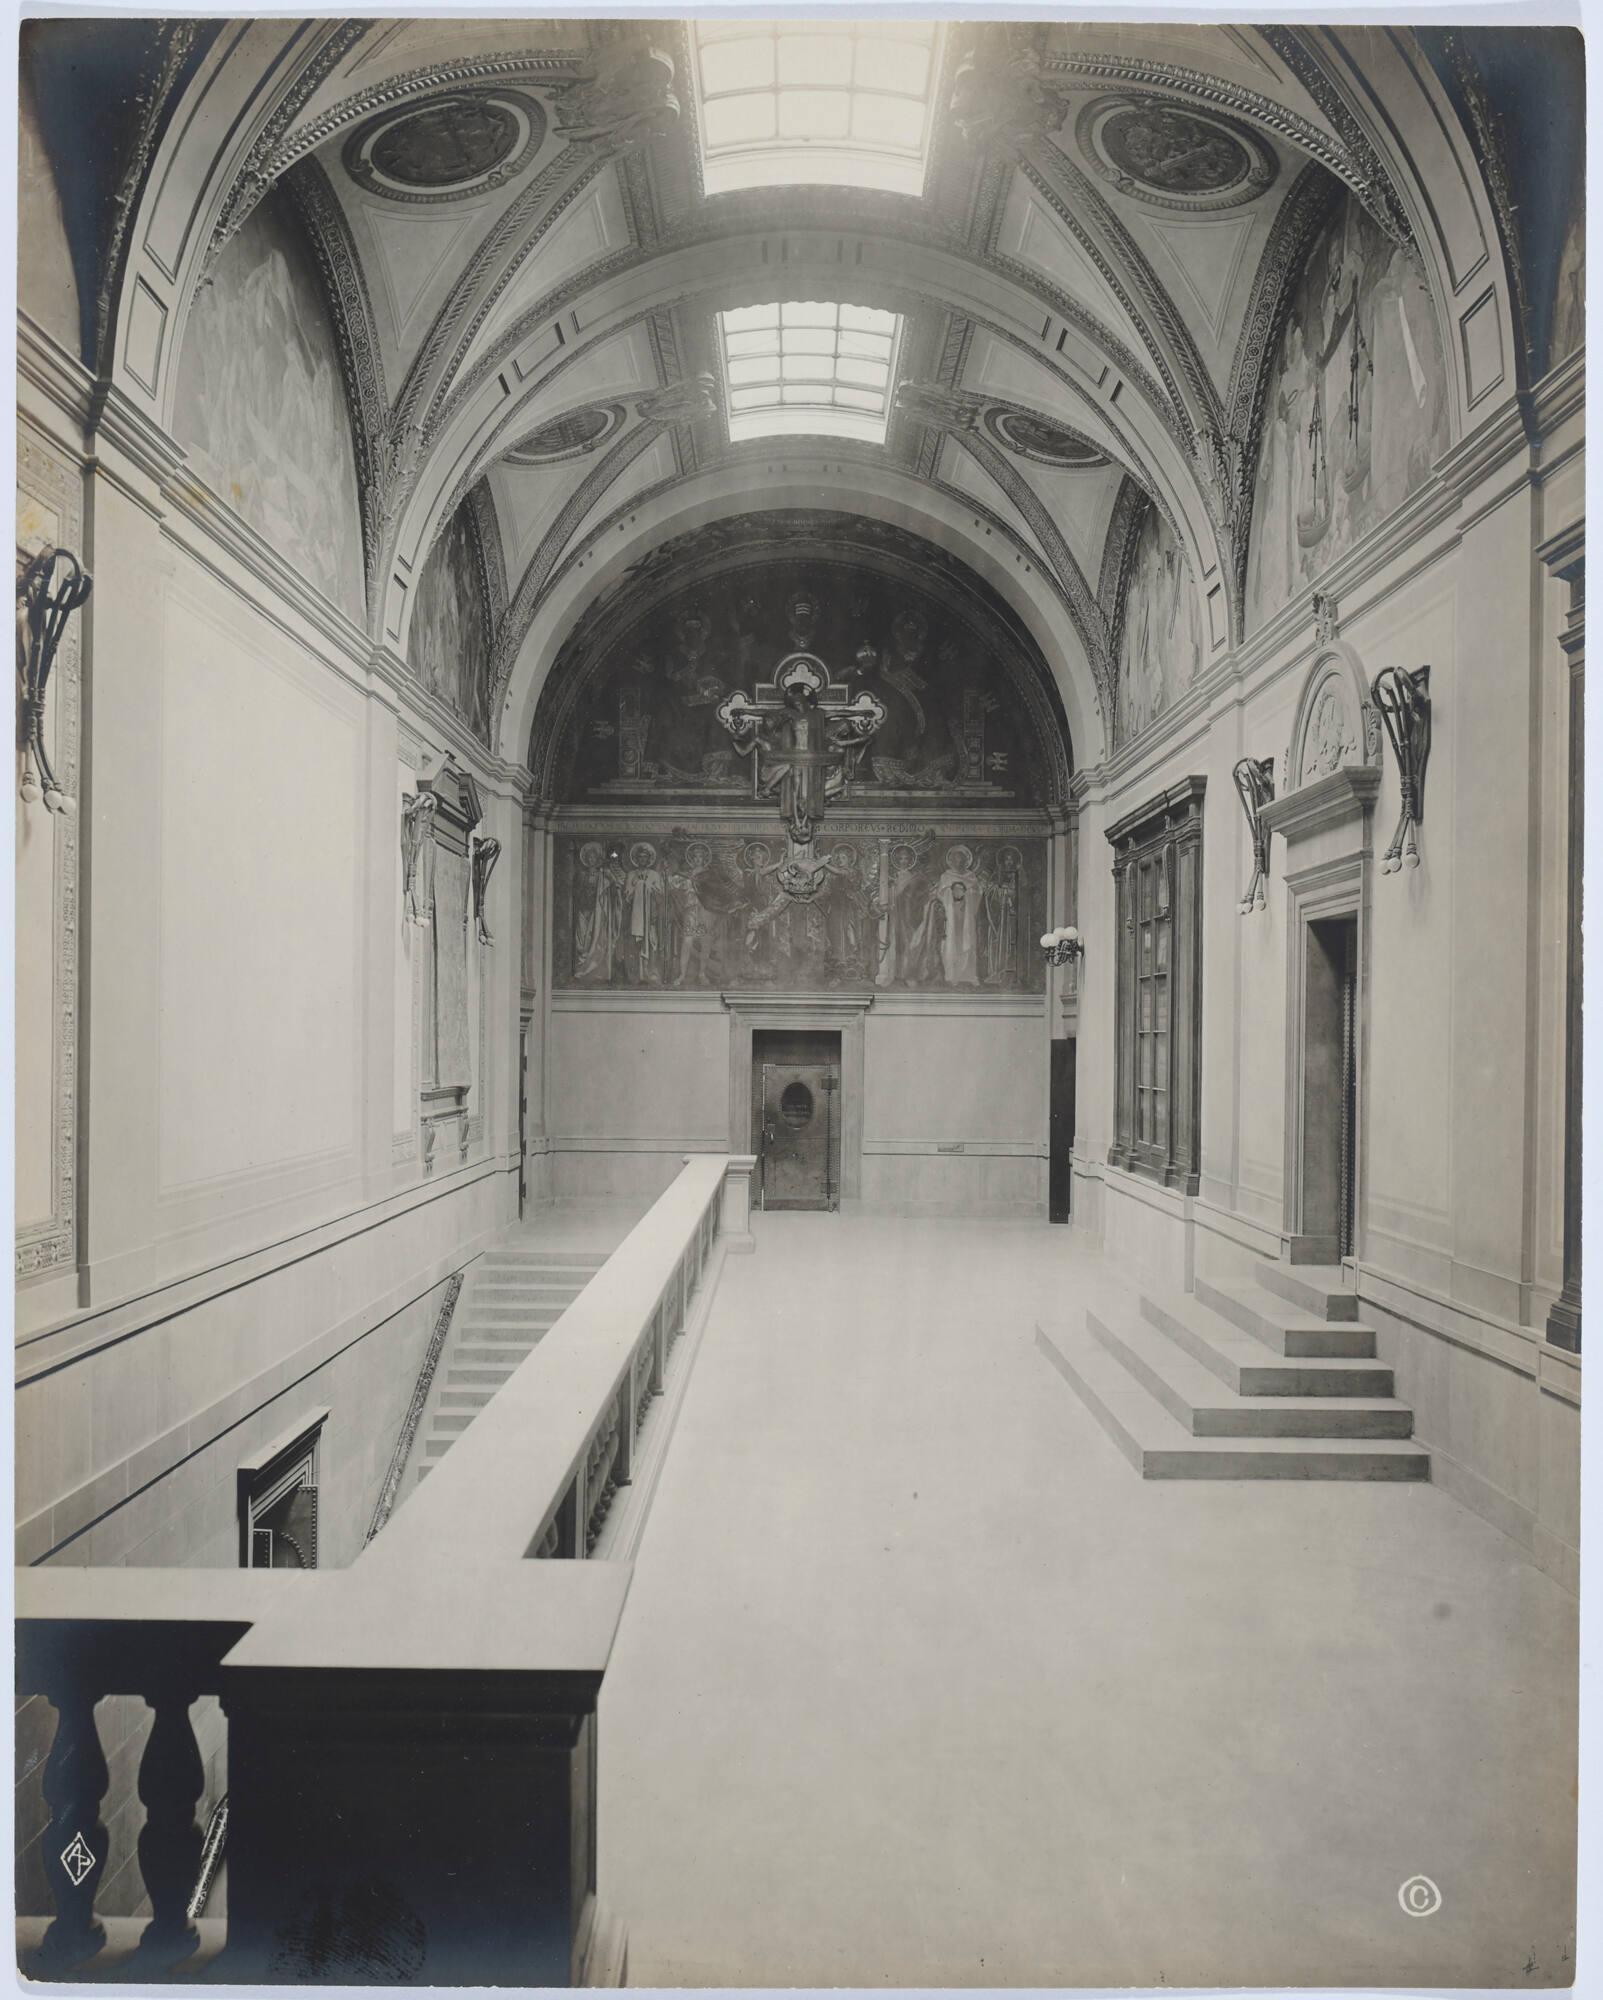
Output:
[
  {"xmin": 409, "ymin": 499, "xmax": 493, "ymax": 744},
  {"xmin": 1245, "ymin": 189, "xmax": 1450, "ymax": 632},
  {"xmin": 172, "ymin": 194, "xmax": 364, "ymax": 622}
]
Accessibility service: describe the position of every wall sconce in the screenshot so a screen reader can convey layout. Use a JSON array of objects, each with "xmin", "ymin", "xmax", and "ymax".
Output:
[
  {"xmin": 470, "ymin": 834, "xmax": 501, "ymax": 945},
  {"xmin": 1371, "ymin": 665, "xmax": 1431, "ymax": 872},
  {"xmin": 16, "ymin": 545, "xmax": 92, "ymax": 814},
  {"xmin": 1232, "ymin": 755, "xmax": 1275, "ymax": 913},
  {"xmin": 1040, "ymin": 925, "xmax": 1084, "ymax": 966}
]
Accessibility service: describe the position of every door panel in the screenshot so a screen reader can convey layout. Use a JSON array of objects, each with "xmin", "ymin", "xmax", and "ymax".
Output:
[{"xmin": 760, "ymin": 1062, "xmax": 836, "ymax": 1209}]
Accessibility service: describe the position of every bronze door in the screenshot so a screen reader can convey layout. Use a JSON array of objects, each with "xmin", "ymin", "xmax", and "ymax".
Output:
[{"xmin": 759, "ymin": 1062, "xmax": 837, "ymax": 1210}]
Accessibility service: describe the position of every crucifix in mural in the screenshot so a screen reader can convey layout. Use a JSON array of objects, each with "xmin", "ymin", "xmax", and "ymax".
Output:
[{"xmin": 715, "ymin": 619, "xmax": 887, "ymax": 901}]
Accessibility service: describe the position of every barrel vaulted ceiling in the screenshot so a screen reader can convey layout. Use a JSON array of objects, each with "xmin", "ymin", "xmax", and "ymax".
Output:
[{"xmin": 76, "ymin": 18, "xmax": 1527, "ymax": 770}]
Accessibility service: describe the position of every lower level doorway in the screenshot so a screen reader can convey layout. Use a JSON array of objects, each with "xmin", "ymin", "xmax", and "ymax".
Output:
[
  {"xmin": 1299, "ymin": 913, "xmax": 1359, "ymax": 1260},
  {"xmin": 752, "ymin": 1029, "xmax": 842, "ymax": 1212}
]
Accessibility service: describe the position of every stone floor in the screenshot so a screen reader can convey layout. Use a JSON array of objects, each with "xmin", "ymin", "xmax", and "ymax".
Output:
[{"xmin": 598, "ymin": 1212, "xmax": 1579, "ymax": 1990}]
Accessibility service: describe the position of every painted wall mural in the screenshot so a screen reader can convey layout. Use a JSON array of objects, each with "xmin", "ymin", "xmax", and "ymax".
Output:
[
  {"xmin": 173, "ymin": 193, "xmax": 364, "ymax": 622},
  {"xmin": 552, "ymin": 561, "xmax": 1051, "ymax": 807},
  {"xmin": 554, "ymin": 831, "xmax": 1046, "ymax": 993},
  {"xmin": 1116, "ymin": 502, "xmax": 1205, "ymax": 744},
  {"xmin": 1245, "ymin": 189, "xmax": 1450, "ymax": 633},
  {"xmin": 409, "ymin": 499, "xmax": 492, "ymax": 743}
]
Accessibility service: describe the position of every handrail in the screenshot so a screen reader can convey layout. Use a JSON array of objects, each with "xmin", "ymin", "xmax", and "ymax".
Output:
[
  {"xmin": 13, "ymin": 1153, "xmax": 756, "ymax": 1985},
  {"xmin": 357, "ymin": 1153, "xmax": 735, "ymax": 1574}
]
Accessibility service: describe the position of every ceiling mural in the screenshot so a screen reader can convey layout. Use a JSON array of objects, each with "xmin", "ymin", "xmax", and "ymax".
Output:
[
  {"xmin": 408, "ymin": 491, "xmax": 493, "ymax": 742},
  {"xmin": 1245, "ymin": 186, "xmax": 1450, "ymax": 633},
  {"xmin": 1078, "ymin": 96, "xmax": 1277, "ymax": 212},
  {"xmin": 172, "ymin": 190, "xmax": 364, "ymax": 623},
  {"xmin": 531, "ymin": 512, "xmax": 1074, "ymax": 807},
  {"xmin": 343, "ymin": 88, "xmax": 547, "ymax": 202},
  {"xmin": 553, "ymin": 561, "xmax": 1051, "ymax": 807},
  {"xmin": 1115, "ymin": 497, "xmax": 1205, "ymax": 745}
]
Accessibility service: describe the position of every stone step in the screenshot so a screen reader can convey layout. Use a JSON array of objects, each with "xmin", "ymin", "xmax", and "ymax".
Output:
[
  {"xmin": 480, "ymin": 1251, "xmax": 607, "ymax": 1270},
  {"xmin": 1194, "ymin": 1275, "xmax": 1377, "ymax": 1358},
  {"xmin": 432, "ymin": 1412, "xmax": 475, "ymax": 1435},
  {"xmin": 467, "ymin": 1280, "xmax": 587, "ymax": 1296},
  {"xmin": 447, "ymin": 1365, "xmax": 518, "ymax": 1388},
  {"xmin": 440, "ymin": 1388, "xmax": 494, "ymax": 1410},
  {"xmin": 1141, "ymin": 1291, "xmax": 1395, "ymax": 1398},
  {"xmin": 456, "ymin": 1319, "xmax": 553, "ymax": 1340},
  {"xmin": 424, "ymin": 1436, "xmax": 457, "ymax": 1459},
  {"xmin": 463, "ymin": 1302, "xmax": 571, "ymax": 1322},
  {"xmin": 1253, "ymin": 1260, "xmax": 1359, "ymax": 1321},
  {"xmin": 454, "ymin": 1343, "xmax": 541, "ymax": 1369},
  {"xmin": 1086, "ymin": 1308, "xmax": 1413, "ymax": 1440},
  {"xmin": 1036, "ymin": 1323, "xmax": 1428, "ymax": 1482}
]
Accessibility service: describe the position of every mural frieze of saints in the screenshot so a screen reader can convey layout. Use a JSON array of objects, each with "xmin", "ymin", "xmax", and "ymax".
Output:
[
  {"xmin": 554, "ymin": 831, "xmax": 1047, "ymax": 994},
  {"xmin": 554, "ymin": 563, "xmax": 1051, "ymax": 807}
]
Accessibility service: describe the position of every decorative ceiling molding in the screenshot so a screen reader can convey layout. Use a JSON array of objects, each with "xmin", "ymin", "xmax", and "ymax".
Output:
[
  {"xmin": 1075, "ymin": 94, "xmax": 1278, "ymax": 215},
  {"xmin": 1253, "ymin": 29, "xmax": 1414, "ymax": 246},
  {"xmin": 467, "ymin": 479, "xmax": 508, "ymax": 635},
  {"xmin": 1022, "ymin": 148, "xmax": 1225, "ymax": 432},
  {"xmin": 1040, "ymin": 39, "xmax": 1413, "ymax": 247},
  {"xmin": 96, "ymin": 22, "xmax": 208, "ymax": 371},
  {"xmin": 282, "ymin": 157, "xmax": 391, "ymax": 612},
  {"xmin": 947, "ymin": 428, "xmax": 1112, "ymax": 728},
  {"xmin": 1097, "ymin": 475, "xmax": 1147, "ymax": 641},
  {"xmin": 488, "ymin": 420, "xmax": 667, "ymax": 715},
  {"xmin": 402, "ymin": 147, "xmax": 612, "ymax": 438},
  {"xmin": 1431, "ymin": 31, "xmax": 1530, "ymax": 378},
  {"xmin": 895, "ymin": 381, "xmax": 1111, "ymax": 471},
  {"xmin": 241, "ymin": 46, "xmax": 587, "ymax": 194},
  {"xmin": 205, "ymin": 20, "xmax": 372, "ymax": 273}
]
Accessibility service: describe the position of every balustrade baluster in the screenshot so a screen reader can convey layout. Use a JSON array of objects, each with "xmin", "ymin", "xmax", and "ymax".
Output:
[
  {"xmin": 36, "ymin": 1682, "xmax": 110, "ymax": 1970},
  {"xmin": 135, "ymin": 1682, "xmax": 205, "ymax": 1962}
]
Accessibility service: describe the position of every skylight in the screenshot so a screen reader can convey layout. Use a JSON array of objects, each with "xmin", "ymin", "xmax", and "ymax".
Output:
[
  {"xmin": 690, "ymin": 21, "xmax": 941, "ymax": 197},
  {"xmin": 718, "ymin": 302, "xmax": 904, "ymax": 445}
]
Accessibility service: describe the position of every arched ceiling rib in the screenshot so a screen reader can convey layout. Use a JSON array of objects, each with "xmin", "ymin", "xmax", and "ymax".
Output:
[{"xmin": 85, "ymin": 16, "xmax": 1526, "ymax": 773}]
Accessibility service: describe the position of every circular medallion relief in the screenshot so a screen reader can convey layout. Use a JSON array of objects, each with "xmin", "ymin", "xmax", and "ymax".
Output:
[
  {"xmin": 343, "ymin": 89, "xmax": 545, "ymax": 203},
  {"xmin": 503, "ymin": 403, "xmax": 623, "ymax": 466},
  {"xmin": 984, "ymin": 406, "xmax": 1109, "ymax": 468},
  {"xmin": 1077, "ymin": 96, "xmax": 1275, "ymax": 211}
]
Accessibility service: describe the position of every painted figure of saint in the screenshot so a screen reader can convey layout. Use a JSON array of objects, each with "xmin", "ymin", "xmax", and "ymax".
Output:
[
  {"xmin": 984, "ymin": 847, "xmax": 1023, "ymax": 985},
  {"xmin": 624, "ymin": 841, "xmax": 667, "ymax": 981},
  {"xmin": 575, "ymin": 842, "xmax": 627, "ymax": 982},
  {"xmin": 911, "ymin": 845, "xmax": 984, "ymax": 987},
  {"xmin": 874, "ymin": 835, "xmax": 934, "ymax": 987}
]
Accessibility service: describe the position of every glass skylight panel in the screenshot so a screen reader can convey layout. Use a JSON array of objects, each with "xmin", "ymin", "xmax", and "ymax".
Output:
[
  {"xmin": 717, "ymin": 302, "xmax": 902, "ymax": 444},
  {"xmin": 691, "ymin": 21, "xmax": 941, "ymax": 197}
]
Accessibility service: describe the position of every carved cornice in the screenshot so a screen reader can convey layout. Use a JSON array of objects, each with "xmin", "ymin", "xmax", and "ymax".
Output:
[
  {"xmin": 205, "ymin": 20, "xmax": 371, "ymax": 272},
  {"xmin": 1100, "ymin": 478, "xmax": 1150, "ymax": 669},
  {"xmin": 1434, "ymin": 31, "xmax": 1530, "ymax": 380},
  {"xmin": 1255, "ymin": 30, "xmax": 1414, "ymax": 247},
  {"xmin": 96, "ymin": 21, "xmax": 205, "ymax": 372},
  {"xmin": 282, "ymin": 157, "xmax": 389, "ymax": 612},
  {"xmin": 468, "ymin": 481, "xmax": 509, "ymax": 636},
  {"xmin": 238, "ymin": 45, "xmax": 586, "ymax": 192}
]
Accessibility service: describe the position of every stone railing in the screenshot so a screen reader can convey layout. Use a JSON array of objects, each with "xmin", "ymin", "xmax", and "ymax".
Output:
[{"xmin": 14, "ymin": 1153, "xmax": 756, "ymax": 1986}]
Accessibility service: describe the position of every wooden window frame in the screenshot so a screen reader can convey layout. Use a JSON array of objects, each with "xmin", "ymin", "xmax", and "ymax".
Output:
[{"xmin": 1106, "ymin": 778, "xmax": 1205, "ymax": 1194}]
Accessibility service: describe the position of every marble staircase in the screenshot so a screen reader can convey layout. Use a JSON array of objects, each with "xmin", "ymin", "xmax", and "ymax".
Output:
[
  {"xmin": 413, "ymin": 1247, "xmax": 609, "ymax": 1484},
  {"xmin": 1038, "ymin": 1263, "xmax": 1429, "ymax": 1481}
]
